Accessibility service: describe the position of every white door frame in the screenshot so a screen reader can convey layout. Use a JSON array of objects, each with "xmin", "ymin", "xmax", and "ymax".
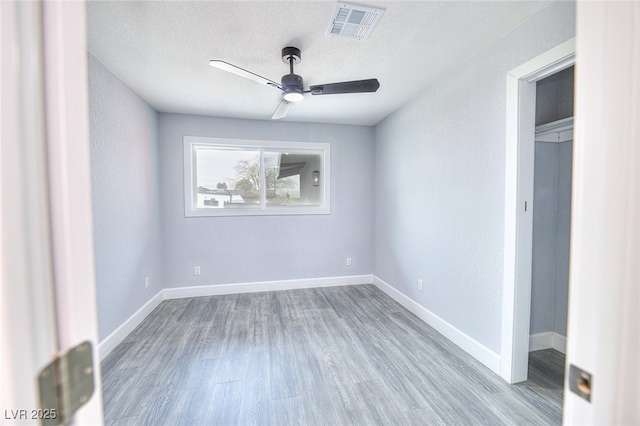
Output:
[
  {"xmin": 500, "ymin": 38, "xmax": 575, "ymax": 383},
  {"xmin": 1, "ymin": 0, "xmax": 61, "ymax": 414},
  {"xmin": 1, "ymin": 0, "xmax": 104, "ymax": 423}
]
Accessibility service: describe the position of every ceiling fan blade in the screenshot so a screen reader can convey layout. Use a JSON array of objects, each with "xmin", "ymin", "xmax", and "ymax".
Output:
[
  {"xmin": 309, "ymin": 78, "xmax": 380, "ymax": 95},
  {"xmin": 271, "ymin": 100, "xmax": 291, "ymax": 120},
  {"xmin": 209, "ymin": 60, "xmax": 283, "ymax": 90}
]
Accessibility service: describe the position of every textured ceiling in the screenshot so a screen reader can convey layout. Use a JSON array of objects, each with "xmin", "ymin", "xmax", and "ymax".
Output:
[{"xmin": 87, "ymin": 1, "xmax": 553, "ymax": 126}]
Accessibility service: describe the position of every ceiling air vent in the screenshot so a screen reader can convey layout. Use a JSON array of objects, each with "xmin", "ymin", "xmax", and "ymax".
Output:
[{"xmin": 326, "ymin": 2, "xmax": 385, "ymax": 41}]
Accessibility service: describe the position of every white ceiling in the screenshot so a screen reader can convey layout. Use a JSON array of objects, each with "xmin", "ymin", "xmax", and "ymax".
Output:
[{"xmin": 87, "ymin": 1, "xmax": 553, "ymax": 126}]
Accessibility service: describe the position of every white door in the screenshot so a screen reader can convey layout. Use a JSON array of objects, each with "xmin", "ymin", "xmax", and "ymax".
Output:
[
  {"xmin": 563, "ymin": 1, "xmax": 640, "ymax": 423},
  {"xmin": 1, "ymin": 1, "xmax": 104, "ymax": 424}
]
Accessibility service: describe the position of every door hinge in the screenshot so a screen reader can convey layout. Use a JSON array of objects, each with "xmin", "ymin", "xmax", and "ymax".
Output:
[{"xmin": 38, "ymin": 341, "xmax": 95, "ymax": 425}]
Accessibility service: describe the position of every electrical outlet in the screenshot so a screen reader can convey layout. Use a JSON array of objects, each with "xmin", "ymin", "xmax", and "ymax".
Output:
[
  {"xmin": 145, "ymin": 276, "xmax": 150, "ymax": 288},
  {"xmin": 417, "ymin": 278, "xmax": 423, "ymax": 291},
  {"xmin": 194, "ymin": 266, "xmax": 201, "ymax": 276},
  {"xmin": 346, "ymin": 257, "xmax": 352, "ymax": 266}
]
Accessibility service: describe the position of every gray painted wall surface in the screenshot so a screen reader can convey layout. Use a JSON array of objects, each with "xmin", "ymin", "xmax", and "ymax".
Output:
[
  {"xmin": 88, "ymin": 54, "xmax": 164, "ymax": 340},
  {"xmin": 158, "ymin": 113, "xmax": 374, "ymax": 287},
  {"xmin": 373, "ymin": 2, "xmax": 575, "ymax": 354},
  {"xmin": 530, "ymin": 141, "xmax": 572, "ymax": 336},
  {"xmin": 554, "ymin": 141, "xmax": 572, "ymax": 336},
  {"xmin": 531, "ymin": 142, "xmax": 558, "ymax": 334}
]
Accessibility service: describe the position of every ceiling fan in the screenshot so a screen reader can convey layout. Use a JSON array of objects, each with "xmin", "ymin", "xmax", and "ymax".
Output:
[{"xmin": 209, "ymin": 46, "xmax": 380, "ymax": 120}]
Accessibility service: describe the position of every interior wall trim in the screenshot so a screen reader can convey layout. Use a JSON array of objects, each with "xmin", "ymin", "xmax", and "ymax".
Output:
[
  {"xmin": 100, "ymin": 274, "xmax": 502, "ymax": 369},
  {"xmin": 162, "ymin": 275, "xmax": 373, "ymax": 299},
  {"xmin": 98, "ymin": 274, "xmax": 373, "ymax": 360},
  {"xmin": 98, "ymin": 290, "xmax": 165, "ymax": 360},
  {"xmin": 372, "ymin": 275, "xmax": 502, "ymax": 375},
  {"xmin": 529, "ymin": 331, "xmax": 567, "ymax": 354}
]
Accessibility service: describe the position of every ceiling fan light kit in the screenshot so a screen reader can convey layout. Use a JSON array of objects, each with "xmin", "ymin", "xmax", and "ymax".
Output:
[
  {"xmin": 209, "ymin": 45, "xmax": 380, "ymax": 119},
  {"xmin": 283, "ymin": 90, "xmax": 304, "ymax": 103}
]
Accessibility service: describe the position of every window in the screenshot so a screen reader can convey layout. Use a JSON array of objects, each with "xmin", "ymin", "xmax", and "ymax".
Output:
[{"xmin": 184, "ymin": 137, "xmax": 330, "ymax": 216}]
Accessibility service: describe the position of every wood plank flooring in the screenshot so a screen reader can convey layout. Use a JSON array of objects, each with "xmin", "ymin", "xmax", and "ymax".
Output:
[{"xmin": 101, "ymin": 284, "xmax": 565, "ymax": 425}]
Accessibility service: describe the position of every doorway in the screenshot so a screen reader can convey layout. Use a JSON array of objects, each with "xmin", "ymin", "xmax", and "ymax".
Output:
[
  {"xmin": 500, "ymin": 38, "xmax": 575, "ymax": 384},
  {"xmin": 527, "ymin": 67, "xmax": 574, "ymax": 397},
  {"xmin": 530, "ymin": 67, "xmax": 574, "ymax": 359}
]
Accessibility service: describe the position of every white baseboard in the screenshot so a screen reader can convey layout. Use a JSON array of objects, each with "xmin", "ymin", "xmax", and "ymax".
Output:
[
  {"xmin": 162, "ymin": 274, "xmax": 373, "ymax": 299},
  {"xmin": 372, "ymin": 275, "xmax": 501, "ymax": 375},
  {"xmin": 98, "ymin": 290, "xmax": 164, "ymax": 360},
  {"xmin": 99, "ymin": 274, "xmax": 372, "ymax": 360},
  {"xmin": 529, "ymin": 331, "xmax": 567, "ymax": 354},
  {"xmin": 100, "ymin": 274, "xmax": 508, "ymax": 370}
]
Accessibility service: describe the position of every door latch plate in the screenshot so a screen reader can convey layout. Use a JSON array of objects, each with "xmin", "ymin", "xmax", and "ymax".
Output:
[{"xmin": 568, "ymin": 363, "xmax": 592, "ymax": 402}]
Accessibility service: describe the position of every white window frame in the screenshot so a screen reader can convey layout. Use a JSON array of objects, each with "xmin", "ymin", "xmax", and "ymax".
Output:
[{"xmin": 183, "ymin": 136, "xmax": 330, "ymax": 217}]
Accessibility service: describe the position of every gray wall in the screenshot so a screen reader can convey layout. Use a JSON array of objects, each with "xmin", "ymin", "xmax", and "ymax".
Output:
[
  {"xmin": 158, "ymin": 113, "xmax": 374, "ymax": 287},
  {"xmin": 554, "ymin": 142, "xmax": 572, "ymax": 336},
  {"xmin": 88, "ymin": 54, "xmax": 164, "ymax": 340},
  {"xmin": 530, "ymin": 141, "xmax": 572, "ymax": 336},
  {"xmin": 373, "ymin": 1, "xmax": 575, "ymax": 354}
]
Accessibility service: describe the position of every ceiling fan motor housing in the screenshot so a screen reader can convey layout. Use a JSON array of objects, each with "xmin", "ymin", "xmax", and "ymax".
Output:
[
  {"xmin": 281, "ymin": 73, "xmax": 303, "ymax": 91},
  {"xmin": 281, "ymin": 74, "xmax": 304, "ymax": 102}
]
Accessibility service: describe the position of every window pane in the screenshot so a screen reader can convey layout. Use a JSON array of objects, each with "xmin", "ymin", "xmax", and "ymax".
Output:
[
  {"xmin": 184, "ymin": 137, "xmax": 330, "ymax": 217},
  {"xmin": 195, "ymin": 147, "xmax": 261, "ymax": 209},
  {"xmin": 265, "ymin": 152, "xmax": 322, "ymax": 207}
]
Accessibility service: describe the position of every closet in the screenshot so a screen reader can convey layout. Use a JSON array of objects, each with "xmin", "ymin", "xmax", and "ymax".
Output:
[{"xmin": 530, "ymin": 66, "xmax": 574, "ymax": 355}]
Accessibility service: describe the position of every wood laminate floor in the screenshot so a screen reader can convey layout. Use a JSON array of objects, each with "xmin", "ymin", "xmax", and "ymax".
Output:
[{"xmin": 101, "ymin": 284, "xmax": 565, "ymax": 425}]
